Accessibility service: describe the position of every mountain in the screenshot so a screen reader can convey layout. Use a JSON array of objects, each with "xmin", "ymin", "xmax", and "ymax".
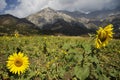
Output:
[
  {"xmin": 27, "ymin": 7, "xmax": 75, "ymax": 28},
  {"xmin": 27, "ymin": 7, "xmax": 89, "ymax": 36},
  {"xmin": 60, "ymin": 7, "xmax": 120, "ymax": 19},
  {"xmin": 87, "ymin": 10, "xmax": 120, "ymax": 38},
  {"xmin": 0, "ymin": 7, "xmax": 120, "ymax": 36},
  {"xmin": 0, "ymin": 14, "xmax": 40, "ymax": 36},
  {"xmin": 58, "ymin": 10, "xmax": 87, "ymax": 18},
  {"xmin": 111, "ymin": 15, "xmax": 120, "ymax": 38}
]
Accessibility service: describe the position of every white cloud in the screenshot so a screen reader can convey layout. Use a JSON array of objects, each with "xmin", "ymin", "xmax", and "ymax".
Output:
[
  {"xmin": 0, "ymin": 0, "xmax": 7, "ymax": 11},
  {"xmin": 49, "ymin": 0, "xmax": 118, "ymax": 11},
  {"xmin": 4, "ymin": 0, "xmax": 119, "ymax": 18},
  {"xmin": 5, "ymin": 0, "xmax": 49, "ymax": 18}
]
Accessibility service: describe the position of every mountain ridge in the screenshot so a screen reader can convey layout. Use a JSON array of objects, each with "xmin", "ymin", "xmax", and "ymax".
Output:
[
  {"xmin": 0, "ymin": 14, "xmax": 40, "ymax": 36},
  {"xmin": 0, "ymin": 7, "xmax": 120, "ymax": 36},
  {"xmin": 26, "ymin": 7, "xmax": 89, "ymax": 36}
]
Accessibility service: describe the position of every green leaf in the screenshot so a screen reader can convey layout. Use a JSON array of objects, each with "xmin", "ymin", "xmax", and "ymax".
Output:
[
  {"xmin": 68, "ymin": 49, "xmax": 77, "ymax": 54},
  {"xmin": 74, "ymin": 54, "xmax": 83, "ymax": 62},
  {"xmin": 90, "ymin": 55, "xmax": 99, "ymax": 63},
  {"xmin": 58, "ymin": 67, "xmax": 65, "ymax": 78},
  {"xmin": 74, "ymin": 66, "xmax": 90, "ymax": 80},
  {"xmin": 62, "ymin": 43, "xmax": 71, "ymax": 50},
  {"xmin": 98, "ymin": 74, "xmax": 109, "ymax": 80},
  {"xmin": 81, "ymin": 42, "xmax": 91, "ymax": 54}
]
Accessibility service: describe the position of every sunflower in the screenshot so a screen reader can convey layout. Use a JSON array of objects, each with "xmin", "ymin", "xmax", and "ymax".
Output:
[
  {"xmin": 95, "ymin": 24, "xmax": 114, "ymax": 48},
  {"xmin": 6, "ymin": 52, "xmax": 29, "ymax": 75}
]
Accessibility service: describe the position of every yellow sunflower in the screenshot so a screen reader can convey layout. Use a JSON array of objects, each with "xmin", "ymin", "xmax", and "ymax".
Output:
[
  {"xmin": 95, "ymin": 24, "xmax": 114, "ymax": 48},
  {"xmin": 6, "ymin": 52, "xmax": 29, "ymax": 75}
]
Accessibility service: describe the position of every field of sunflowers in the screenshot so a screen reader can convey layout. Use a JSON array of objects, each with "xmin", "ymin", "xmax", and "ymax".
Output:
[{"xmin": 0, "ymin": 24, "xmax": 120, "ymax": 80}]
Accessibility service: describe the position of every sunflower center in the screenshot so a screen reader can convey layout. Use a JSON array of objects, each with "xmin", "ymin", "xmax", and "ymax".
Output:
[
  {"xmin": 14, "ymin": 59, "xmax": 23, "ymax": 67},
  {"xmin": 99, "ymin": 31, "xmax": 107, "ymax": 42}
]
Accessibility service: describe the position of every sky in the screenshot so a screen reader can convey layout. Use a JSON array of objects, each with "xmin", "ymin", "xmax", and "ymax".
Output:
[{"xmin": 0, "ymin": 0, "xmax": 120, "ymax": 18}]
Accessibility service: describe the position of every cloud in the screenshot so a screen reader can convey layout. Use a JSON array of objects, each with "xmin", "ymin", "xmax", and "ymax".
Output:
[
  {"xmin": 4, "ymin": 0, "xmax": 120, "ymax": 18},
  {"xmin": 49, "ymin": 0, "xmax": 119, "ymax": 11},
  {"xmin": 0, "ymin": 0, "xmax": 7, "ymax": 11},
  {"xmin": 5, "ymin": 0, "xmax": 49, "ymax": 18}
]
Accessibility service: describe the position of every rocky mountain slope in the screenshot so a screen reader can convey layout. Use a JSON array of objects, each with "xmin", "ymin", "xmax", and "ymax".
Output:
[
  {"xmin": 0, "ymin": 7, "xmax": 120, "ymax": 36},
  {"xmin": 0, "ymin": 14, "xmax": 40, "ymax": 36},
  {"xmin": 27, "ymin": 7, "xmax": 89, "ymax": 35},
  {"xmin": 60, "ymin": 7, "xmax": 120, "ymax": 37},
  {"xmin": 27, "ymin": 7, "xmax": 75, "ymax": 28}
]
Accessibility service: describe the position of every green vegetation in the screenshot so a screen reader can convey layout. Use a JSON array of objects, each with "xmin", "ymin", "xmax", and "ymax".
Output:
[
  {"xmin": 0, "ymin": 36, "xmax": 120, "ymax": 80},
  {"xmin": 0, "ymin": 14, "xmax": 40, "ymax": 36}
]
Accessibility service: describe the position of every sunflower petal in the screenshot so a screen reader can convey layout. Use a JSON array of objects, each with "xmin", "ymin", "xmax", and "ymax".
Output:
[{"xmin": 6, "ymin": 52, "xmax": 29, "ymax": 75}]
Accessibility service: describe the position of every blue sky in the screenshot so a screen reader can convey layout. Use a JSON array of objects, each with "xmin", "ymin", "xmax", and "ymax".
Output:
[
  {"xmin": 0, "ymin": 0, "xmax": 119, "ymax": 18},
  {"xmin": 5, "ymin": 0, "xmax": 19, "ymax": 10},
  {"xmin": 0, "ymin": 0, "xmax": 17, "ymax": 13}
]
